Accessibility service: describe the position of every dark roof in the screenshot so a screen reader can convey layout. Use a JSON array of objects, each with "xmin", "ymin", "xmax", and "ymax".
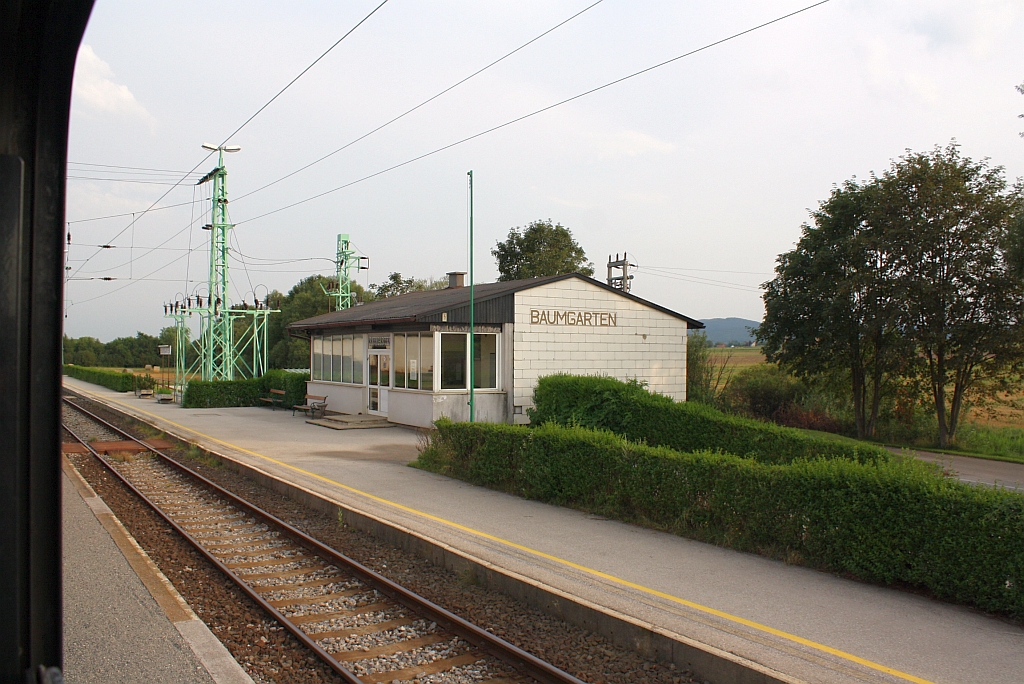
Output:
[{"xmin": 287, "ymin": 273, "xmax": 704, "ymax": 333}]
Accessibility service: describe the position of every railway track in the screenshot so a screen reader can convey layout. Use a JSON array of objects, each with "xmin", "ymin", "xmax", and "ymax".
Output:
[{"xmin": 62, "ymin": 397, "xmax": 585, "ymax": 684}]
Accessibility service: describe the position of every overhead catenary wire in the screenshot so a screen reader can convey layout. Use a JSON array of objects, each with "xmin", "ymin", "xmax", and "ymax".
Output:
[
  {"xmin": 66, "ymin": 0, "xmax": 391, "ymax": 283},
  {"xmin": 232, "ymin": 0, "xmax": 606, "ymax": 204},
  {"xmin": 70, "ymin": 0, "xmax": 828, "ymax": 307},
  {"xmin": 236, "ymin": 0, "xmax": 833, "ymax": 226},
  {"xmin": 67, "ymin": 0, "xmax": 603, "ymax": 227}
]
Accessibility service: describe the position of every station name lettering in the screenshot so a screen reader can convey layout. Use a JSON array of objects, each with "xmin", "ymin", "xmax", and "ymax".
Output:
[{"xmin": 530, "ymin": 309, "xmax": 617, "ymax": 327}]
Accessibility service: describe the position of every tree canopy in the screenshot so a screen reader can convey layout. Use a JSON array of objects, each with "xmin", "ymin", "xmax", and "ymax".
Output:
[
  {"xmin": 491, "ymin": 219, "xmax": 593, "ymax": 281},
  {"xmin": 759, "ymin": 143, "xmax": 1024, "ymax": 446}
]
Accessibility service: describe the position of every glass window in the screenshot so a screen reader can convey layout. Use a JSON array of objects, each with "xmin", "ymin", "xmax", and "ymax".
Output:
[
  {"xmin": 352, "ymin": 334, "xmax": 365, "ymax": 384},
  {"xmin": 331, "ymin": 336, "xmax": 341, "ymax": 382},
  {"xmin": 440, "ymin": 333, "xmax": 467, "ymax": 389},
  {"xmin": 420, "ymin": 334, "xmax": 433, "ymax": 391},
  {"xmin": 342, "ymin": 335, "xmax": 353, "ymax": 383},
  {"xmin": 312, "ymin": 336, "xmax": 323, "ymax": 381},
  {"xmin": 407, "ymin": 333, "xmax": 419, "ymax": 390},
  {"xmin": 394, "ymin": 334, "xmax": 406, "ymax": 389},
  {"xmin": 474, "ymin": 333, "xmax": 498, "ymax": 389}
]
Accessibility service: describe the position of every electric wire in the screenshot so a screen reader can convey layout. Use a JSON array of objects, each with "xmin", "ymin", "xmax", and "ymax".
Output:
[
  {"xmin": 232, "ymin": 0, "xmax": 605, "ymax": 204},
  {"xmin": 70, "ymin": 1, "xmax": 826, "ymax": 306},
  {"xmin": 67, "ymin": 0, "xmax": 599, "ymax": 225},
  {"xmin": 67, "ymin": 176, "xmax": 196, "ymax": 185},
  {"xmin": 635, "ymin": 266, "xmax": 762, "ymax": 293},
  {"xmin": 641, "ymin": 265, "xmax": 772, "ymax": 275},
  {"xmin": 66, "ymin": 0, "xmax": 390, "ymax": 283},
  {"xmin": 237, "ymin": 0, "xmax": 833, "ymax": 226},
  {"xmin": 67, "ymin": 161, "xmax": 204, "ymax": 174},
  {"xmin": 66, "ymin": 200, "xmax": 201, "ymax": 225}
]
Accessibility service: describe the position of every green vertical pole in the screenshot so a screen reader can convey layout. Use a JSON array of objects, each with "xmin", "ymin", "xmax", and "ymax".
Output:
[{"xmin": 468, "ymin": 170, "xmax": 474, "ymax": 422}]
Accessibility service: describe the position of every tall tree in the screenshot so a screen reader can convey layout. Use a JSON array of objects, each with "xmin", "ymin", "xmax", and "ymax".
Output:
[
  {"xmin": 367, "ymin": 272, "xmax": 446, "ymax": 300},
  {"xmin": 266, "ymin": 275, "xmax": 335, "ymax": 369},
  {"xmin": 759, "ymin": 180, "xmax": 904, "ymax": 439},
  {"xmin": 878, "ymin": 144, "xmax": 1024, "ymax": 447},
  {"xmin": 491, "ymin": 219, "xmax": 593, "ymax": 281}
]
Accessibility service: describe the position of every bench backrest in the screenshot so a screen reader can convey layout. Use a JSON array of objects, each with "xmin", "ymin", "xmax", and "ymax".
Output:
[
  {"xmin": 305, "ymin": 394, "xmax": 327, "ymax": 401},
  {"xmin": 269, "ymin": 388, "xmax": 286, "ymax": 395}
]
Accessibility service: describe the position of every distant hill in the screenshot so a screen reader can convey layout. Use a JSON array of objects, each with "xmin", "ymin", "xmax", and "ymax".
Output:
[{"xmin": 694, "ymin": 317, "xmax": 760, "ymax": 345}]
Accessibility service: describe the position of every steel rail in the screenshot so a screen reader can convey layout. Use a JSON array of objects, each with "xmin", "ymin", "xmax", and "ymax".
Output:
[
  {"xmin": 61, "ymin": 413, "xmax": 363, "ymax": 683},
  {"xmin": 62, "ymin": 395, "xmax": 585, "ymax": 684}
]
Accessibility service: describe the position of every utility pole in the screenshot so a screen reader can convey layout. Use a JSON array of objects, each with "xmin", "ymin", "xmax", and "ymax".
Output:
[
  {"xmin": 164, "ymin": 143, "xmax": 278, "ymax": 395},
  {"xmin": 467, "ymin": 170, "xmax": 475, "ymax": 422},
  {"xmin": 322, "ymin": 233, "xmax": 368, "ymax": 311},
  {"xmin": 607, "ymin": 252, "xmax": 635, "ymax": 293}
]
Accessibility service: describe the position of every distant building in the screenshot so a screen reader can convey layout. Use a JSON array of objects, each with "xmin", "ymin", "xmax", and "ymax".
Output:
[{"xmin": 287, "ymin": 272, "xmax": 703, "ymax": 428}]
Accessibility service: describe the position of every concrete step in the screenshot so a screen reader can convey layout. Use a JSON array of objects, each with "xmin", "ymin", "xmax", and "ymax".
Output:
[{"xmin": 306, "ymin": 414, "xmax": 394, "ymax": 430}]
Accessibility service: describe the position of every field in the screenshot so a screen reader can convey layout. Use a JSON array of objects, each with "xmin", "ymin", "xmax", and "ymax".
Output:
[{"xmin": 707, "ymin": 346, "xmax": 765, "ymax": 380}]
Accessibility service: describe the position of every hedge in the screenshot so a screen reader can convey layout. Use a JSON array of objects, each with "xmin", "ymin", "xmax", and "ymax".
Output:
[
  {"xmin": 181, "ymin": 370, "xmax": 310, "ymax": 409},
  {"xmin": 261, "ymin": 369, "xmax": 309, "ymax": 409},
  {"xmin": 530, "ymin": 375, "xmax": 890, "ymax": 465},
  {"xmin": 416, "ymin": 419, "xmax": 1024, "ymax": 620},
  {"xmin": 64, "ymin": 365, "xmax": 154, "ymax": 392}
]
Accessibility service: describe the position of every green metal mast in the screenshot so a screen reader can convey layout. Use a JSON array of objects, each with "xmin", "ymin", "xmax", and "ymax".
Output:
[
  {"xmin": 322, "ymin": 234, "xmax": 359, "ymax": 311},
  {"xmin": 468, "ymin": 170, "xmax": 475, "ymax": 422},
  {"xmin": 164, "ymin": 144, "xmax": 278, "ymax": 397},
  {"xmin": 204, "ymin": 146, "xmax": 234, "ymax": 380}
]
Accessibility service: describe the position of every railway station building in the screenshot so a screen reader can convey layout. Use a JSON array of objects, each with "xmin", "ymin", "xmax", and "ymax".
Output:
[{"xmin": 287, "ymin": 272, "xmax": 703, "ymax": 429}]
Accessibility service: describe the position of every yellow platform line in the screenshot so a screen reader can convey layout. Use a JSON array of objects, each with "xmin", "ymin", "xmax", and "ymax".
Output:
[{"xmin": 76, "ymin": 385, "xmax": 933, "ymax": 684}]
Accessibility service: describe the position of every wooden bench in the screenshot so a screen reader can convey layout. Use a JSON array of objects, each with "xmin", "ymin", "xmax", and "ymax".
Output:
[
  {"xmin": 259, "ymin": 388, "xmax": 286, "ymax": 410},
  {"xmin": 293, "ymin": 394, "xmax": 327, "ymax": 419}
]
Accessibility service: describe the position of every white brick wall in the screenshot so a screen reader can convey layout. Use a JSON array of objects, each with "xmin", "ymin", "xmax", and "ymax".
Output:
[{"xmin": 512, "ymin": 277, "xmax": 689, "ymax": 415}]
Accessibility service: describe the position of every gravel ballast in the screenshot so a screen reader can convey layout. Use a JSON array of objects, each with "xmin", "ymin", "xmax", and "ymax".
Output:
[{"xmin": 63, "ymin": 392, "xmax": 699, "ymax": 684}]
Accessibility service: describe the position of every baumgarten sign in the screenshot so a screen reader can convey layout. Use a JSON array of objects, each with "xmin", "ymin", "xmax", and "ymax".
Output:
[{"xmin": 530, "ymin": 309, "xmax": 617, "ymax": 327}]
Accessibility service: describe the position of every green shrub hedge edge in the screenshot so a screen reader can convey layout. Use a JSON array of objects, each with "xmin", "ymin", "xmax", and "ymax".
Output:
[
  {"xmin": 182, "ymin": 370, "xmax": 309, "ymax": 409},
  {"xmin": 416, "ymin": 419, "xmax": 1024, "ymax": 620},
  {"xmin": 64, "ymin": 365, "xmax": 154, "ymax": 392},
  {"xmin": 530, "ymin": 374, "xmax": 891, "ymax": 465}
]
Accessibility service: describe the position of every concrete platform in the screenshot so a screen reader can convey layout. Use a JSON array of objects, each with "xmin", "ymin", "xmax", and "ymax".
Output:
[
  {"xmin": 64, "ymin": 377, "xmax": 1024, "ymax": 684},
  {"xmin": 63, "ymin": 443, "xmax": 252, "ymax": 683}
]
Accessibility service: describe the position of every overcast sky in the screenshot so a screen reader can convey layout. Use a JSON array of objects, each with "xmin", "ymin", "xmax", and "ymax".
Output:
[{"xmin": 64, "ymin": 0, "xmax": 1024, "ymax": 341}]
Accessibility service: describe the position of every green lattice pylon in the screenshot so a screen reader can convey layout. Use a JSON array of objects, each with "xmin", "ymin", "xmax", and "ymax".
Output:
[
  {"xmin": 164, "ymin": 145, "xmax": 278, "ymax": 393},
  {"xmin": 323, "ymin": 233, "xmax": 357, "ymax": 311}
]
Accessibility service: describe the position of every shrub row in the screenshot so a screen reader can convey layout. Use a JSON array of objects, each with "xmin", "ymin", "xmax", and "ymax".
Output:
[
  {"xmin": 181, "ymin": 370, "xmax": 309, "ymax": 409},
  {"xmin": 416, "ymin": 419, "xmax": 1024, "ymax": 620},
  {"xmin": 530, "ymin": 375, "xmax": 890, "ymax": 465},
  {"xmin": 63, "ymin": 365, "xmax": 154, "ymax": 392}
]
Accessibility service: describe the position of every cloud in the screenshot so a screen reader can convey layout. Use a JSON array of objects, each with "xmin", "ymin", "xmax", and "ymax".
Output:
[{"xmin": 73, "ymin": 45, "xmax": 155, "ymax": 126}]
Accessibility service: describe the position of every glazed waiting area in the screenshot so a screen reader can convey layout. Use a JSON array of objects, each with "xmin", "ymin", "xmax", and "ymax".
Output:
[{"xmin": 289, "ymin": 272, "xmax": 703, "ymax": 429}]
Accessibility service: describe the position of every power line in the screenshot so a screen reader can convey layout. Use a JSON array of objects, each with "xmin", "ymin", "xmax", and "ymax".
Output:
[
  {"xmin": 64, "ymin": 0, "xmax": 596, "ymax": 227},
  {"xmin": 636, "ymin": 266, "xmax": 762, "ymax": 293},
  {"xmin": 66, "ymin": 200, "xmax": 201, "ymax": 225},
  {"xmin": 66, "ymin": 0, "xmax": 391, "ymax": 283},
  {"xmin": 237, "ymin": 0, "xmax": 833, "ymax": 226},
  {"xmin": 640, "ymin": 265, "xmax": 772, "ymax": 275},
  {"xmin": 67, "ymin": 162, "xmax": 203, "ymax": 174},
  {"xmin": 233, "ymin": 0, "xmax": 605, "ymax": 203},
  {"xmin": 67, "ymin": 176, "xmax": 197, "ymax": 185}
]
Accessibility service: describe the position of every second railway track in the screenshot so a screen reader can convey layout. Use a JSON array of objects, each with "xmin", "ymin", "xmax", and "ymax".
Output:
[{"xmin": 62, "ymin": 396, "xmax": 585, "ymax": 684}]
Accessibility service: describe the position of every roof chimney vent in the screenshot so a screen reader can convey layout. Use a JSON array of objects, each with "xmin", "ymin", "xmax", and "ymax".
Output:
[{"xmin": 447, "ymin": 271, "xmax": 466, "ymax": 288}]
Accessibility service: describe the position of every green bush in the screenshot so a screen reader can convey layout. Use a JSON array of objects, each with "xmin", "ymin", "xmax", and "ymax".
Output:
[
  {"xmin": 719, "ymin": 364, "xmax": 804, "ymax": 420},
  {"xmin": 64, "ymin": 365, "xmax": 154, "ymax": 392},
  {"xmin": 181, "ymin": 370, "xmax": 309, "ymax": 409},
  {"xmin": 261, "ymin": 369, "xmax": 309, "ymax": 408},
  {"xmin": 182, "ymin": 378, "xmax": 263, "ymax": 408},
  {"xmin": 416, "ymin": 419, "xmax": 1024, "ymax": 620},
  {"xmin": 530, "ymin": 374, "xmax": 890, "ymax": 465}
]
